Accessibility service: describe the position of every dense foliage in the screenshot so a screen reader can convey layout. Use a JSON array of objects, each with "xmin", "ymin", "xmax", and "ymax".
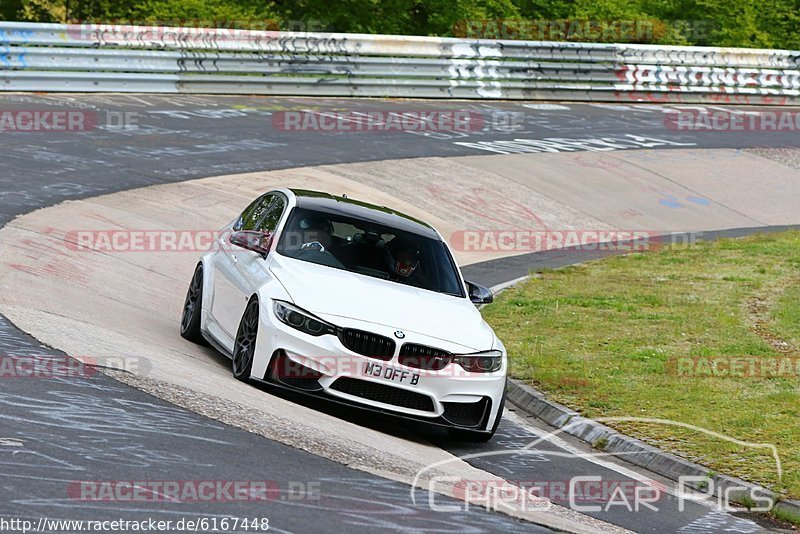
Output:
[{"xmin": 4, "ymin": 0, "xmax": 800, "ymax": 50}]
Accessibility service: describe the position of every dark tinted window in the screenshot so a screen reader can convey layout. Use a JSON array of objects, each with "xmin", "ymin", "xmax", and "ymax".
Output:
[{"xmin": 276, "ymin": 208, "xmax": 464, "ymax": 297}]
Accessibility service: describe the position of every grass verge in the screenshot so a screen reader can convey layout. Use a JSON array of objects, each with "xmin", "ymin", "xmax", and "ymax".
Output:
[{"xmin": 482, "ymin": 231, "xmax": 800, "ymax": 498}]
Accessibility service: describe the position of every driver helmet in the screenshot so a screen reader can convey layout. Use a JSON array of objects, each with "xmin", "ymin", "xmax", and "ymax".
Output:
[{"xmin": 386, "ymin": 236, "xmax": 421, "ymax": 278}]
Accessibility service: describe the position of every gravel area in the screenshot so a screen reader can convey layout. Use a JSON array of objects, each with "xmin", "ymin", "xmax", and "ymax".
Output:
[{"xmin": 745, "ymin": 148, "xmax": 800, "ymax": 172}]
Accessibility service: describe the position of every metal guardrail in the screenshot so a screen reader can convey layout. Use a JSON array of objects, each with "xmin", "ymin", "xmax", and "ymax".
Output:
[{"xmin": 1, "ymin": 21, "xmax": 799, "ymax": 103}]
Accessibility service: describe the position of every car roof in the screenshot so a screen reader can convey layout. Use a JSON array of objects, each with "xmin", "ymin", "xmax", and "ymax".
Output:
[{"xmin": 288, "ymin": 189, "xmax": 441, "ymax": 240}]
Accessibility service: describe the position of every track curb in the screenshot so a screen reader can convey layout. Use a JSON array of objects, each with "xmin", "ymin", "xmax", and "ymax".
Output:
[{"xmin": 506, "ymin": 378, "xmax": 800, "ymax": 521}]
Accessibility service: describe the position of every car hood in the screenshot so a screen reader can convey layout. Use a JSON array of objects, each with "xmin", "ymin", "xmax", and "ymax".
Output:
[{"xmin": 269, "ymin": 254, "xmax": 495, "ymax": 351}]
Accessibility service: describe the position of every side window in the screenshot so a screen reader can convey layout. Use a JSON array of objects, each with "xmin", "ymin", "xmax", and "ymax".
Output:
[
  {"xmin": 256, "ymin": 194, "xmax": 286, "ymax": 233},
  {"xmin": 236, "ymin": 194, "xmax": 271, "ymax": 231},
  {"xmin": 235, "ymin": 194, "xmax": 286, "ymax": 232}
]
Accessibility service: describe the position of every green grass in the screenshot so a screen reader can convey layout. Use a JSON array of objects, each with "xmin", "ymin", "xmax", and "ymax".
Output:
[
  {"xmin": 483, "ymin": 231, "xmax": 800, "ymax": 498},
  {"xmin": 774, "ymin": 285, "xmax": 800, "ymax": 348},
  {"xmin": 772, "ymin": 503, "xmax": 800, "ymax": 526}
]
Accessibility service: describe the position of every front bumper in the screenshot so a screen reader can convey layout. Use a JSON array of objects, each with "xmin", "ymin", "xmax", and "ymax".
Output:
[{"xmin": 252, "ymin": 308, "xmax": 507, "ymax": 431}]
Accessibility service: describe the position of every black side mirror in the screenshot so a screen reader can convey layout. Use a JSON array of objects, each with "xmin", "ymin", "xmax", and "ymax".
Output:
[
  {"xmin": 466, "ymin": 280, "xmax": 493, "ymax": 305},
  {"xmin": 229, "ymin": 230, "xmax": 272, "ymax": 258}
]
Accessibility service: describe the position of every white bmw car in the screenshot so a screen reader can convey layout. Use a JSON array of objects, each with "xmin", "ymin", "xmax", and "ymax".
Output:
[{"xmin": 180, "ymin": 188, "xmax": 507, "ymax": 440}]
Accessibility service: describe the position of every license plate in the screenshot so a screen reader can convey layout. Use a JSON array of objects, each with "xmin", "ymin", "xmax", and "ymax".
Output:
[{"xmin": 362, "ymin": 362, "xmax": 420, "ymax": 386}]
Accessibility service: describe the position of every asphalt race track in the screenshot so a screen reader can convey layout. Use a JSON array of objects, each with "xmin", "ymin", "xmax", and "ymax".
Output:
[
  {"xmin": 0, "ymin": 313, "xmax": 547, "ymax": 533},
  {"xmin": 2, "ymin": 94, "xmax": 799, "ymax": 533},
  {"xmin": 2, "ymin": 94, "xmax": 799, "ymax": 224}
]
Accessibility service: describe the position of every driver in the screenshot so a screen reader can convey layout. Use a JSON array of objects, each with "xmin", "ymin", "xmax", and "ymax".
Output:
[
  {"xmin": 284, "ymin": 212, "xmax": 345, "ymax": 269},
  {"xmin": 385, "ymin": 236, "xmax": 425, "ymax": 286},
  {"xmin": 298, "ymin": 214, "xmax": 333, "ymax": 252}
]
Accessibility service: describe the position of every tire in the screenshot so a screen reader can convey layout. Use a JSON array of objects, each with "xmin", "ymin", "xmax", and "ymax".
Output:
[
  {"xmin": 180, "ymin": 264, "xmax": 206, "ymax": 344},
  {"xmin": 232, "ymin": 298, "xmax": 259, "ymax": 382},
  {"xmin": 448, "ymin": 384, "xmax": 506, "ymax": 442}
]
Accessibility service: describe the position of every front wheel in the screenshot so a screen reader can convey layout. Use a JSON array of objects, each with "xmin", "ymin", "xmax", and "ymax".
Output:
[
  {"xmin": 180, "ymin": 264, "xmax": 206, "ymax": 344},
  {"xmin": 232, "ymin": 298, "xmax": 260, "ymax": 382}
]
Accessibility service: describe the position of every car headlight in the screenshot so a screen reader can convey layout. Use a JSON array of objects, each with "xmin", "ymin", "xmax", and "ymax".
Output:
[
  {"xmin": 452, "ymin": 350, "xmax": 503, "ymax": 373},
  {"xmin": 273, "ymin": 300, "xmax": 337, "ymax": 337}
]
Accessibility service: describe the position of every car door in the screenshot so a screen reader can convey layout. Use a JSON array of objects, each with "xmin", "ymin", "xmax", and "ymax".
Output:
[
  {"xmin": 232, "ymin": 193, "xmax": 287, "ymax": 302},
  {"xmin": 211, "ymin": 193, "xmax": 278, "ymax": 342}
]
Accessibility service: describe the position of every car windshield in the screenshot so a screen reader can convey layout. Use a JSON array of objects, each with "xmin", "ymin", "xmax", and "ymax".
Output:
[{"xmin": 276, "ymin": 207, "xmax": 464, "ymax": 297}]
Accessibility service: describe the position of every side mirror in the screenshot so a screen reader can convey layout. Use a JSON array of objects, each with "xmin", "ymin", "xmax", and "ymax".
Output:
[
  {"xmin": 466, "ymin": 280, "xmax": 493, "ymax": 305},
  {"xmin": 229, "ymin": 230, "xmax": 272, "ymax": 258}
]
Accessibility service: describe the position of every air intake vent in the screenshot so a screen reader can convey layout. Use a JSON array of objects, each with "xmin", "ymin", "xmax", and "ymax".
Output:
[
  {"xmin": 331, "ymin": 377, "xmax": 434, "ymax": 412},
  {"xmin": 442, "ymin": 398, "xmax": 490, "ymax": 428}
]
